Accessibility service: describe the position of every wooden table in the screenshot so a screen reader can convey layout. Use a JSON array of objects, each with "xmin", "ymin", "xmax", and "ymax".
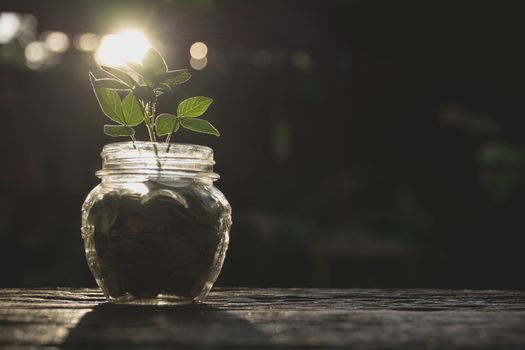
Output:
[{"xmin": 1, "ymin": 288, "xmax": 524, "ymax": 349}]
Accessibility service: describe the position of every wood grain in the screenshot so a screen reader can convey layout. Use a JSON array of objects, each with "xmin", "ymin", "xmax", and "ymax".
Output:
[{"xmin": 1, "ymin": 288, "xmax": 524, "ymax": 349}]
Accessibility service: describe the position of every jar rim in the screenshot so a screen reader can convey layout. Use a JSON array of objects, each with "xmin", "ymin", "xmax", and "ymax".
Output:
[
  {"xmin": 101, "ymin": 141, "xmax": 214, "ymax": 159},
  {"xmin": 97, "ymin": 142, "xmax": 219, "ymax": 181}
]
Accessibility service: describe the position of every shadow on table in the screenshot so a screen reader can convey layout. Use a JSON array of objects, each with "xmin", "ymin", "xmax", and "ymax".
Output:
[{"xmin": 61, "ymin": 303, "xmax": 272, "ymax": 349}]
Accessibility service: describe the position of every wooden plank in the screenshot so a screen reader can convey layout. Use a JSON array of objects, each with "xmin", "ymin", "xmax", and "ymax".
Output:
[{"xmin": 0, "ymin": 288, "xmax": 524, "ymax": 349}]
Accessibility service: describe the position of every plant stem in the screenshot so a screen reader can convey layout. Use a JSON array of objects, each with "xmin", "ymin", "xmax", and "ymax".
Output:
[
  {"xmin": 146, "ymin": 119, "xmax": 155, "ymax": 142},
  {"xmin": 150, "ymin": 98, "xmax": 157, "ymax": 142},
  {"xmin": 139, "ymin": 100, "xmax": 156, "ymax": 142}
]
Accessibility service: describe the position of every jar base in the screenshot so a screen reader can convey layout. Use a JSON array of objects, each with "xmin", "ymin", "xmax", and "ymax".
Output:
[{"xmin": 108, "ymin": 293, "xmax": 203, "ymax": 306}]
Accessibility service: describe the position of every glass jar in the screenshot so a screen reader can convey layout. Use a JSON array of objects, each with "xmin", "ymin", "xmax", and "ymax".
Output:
[{"xmin": 81, "ymin": 142, "xmax": 231, "ymax": 304}]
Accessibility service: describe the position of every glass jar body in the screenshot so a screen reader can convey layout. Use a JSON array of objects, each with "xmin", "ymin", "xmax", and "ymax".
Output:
[{"xmin": 81, "ymin": 142, "xmax": 231, "ymax": 304}]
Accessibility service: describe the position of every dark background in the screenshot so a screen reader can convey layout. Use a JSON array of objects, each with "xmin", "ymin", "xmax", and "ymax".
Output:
[{"xmin": 1, "ymin": 0, "xmax": 525, "ymax": 289}]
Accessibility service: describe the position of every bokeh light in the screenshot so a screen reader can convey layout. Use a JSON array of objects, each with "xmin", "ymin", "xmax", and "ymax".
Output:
[
  {"xmin": 190, "ymin": 42, "xmax": 208, "ymax": 60},
  {"xmin": 18, "ymin": 31, "xmax": 35, "ymax": 46},
  {"xmin": 73, "ymin": 33, "xmax": 98, "ymax": 51},
  {"xmin": 95, "ymin": 29, "xmax": 151, "ymax": 67},
  {"xmin": 16, "ymin": 14, "xmax": 38, "ymax": 46},
  {"xmin": 190, "ymin": 56, "xmax": 208, "ymax": 70},
  {"xmin": 252, "ymin": 49, "xmax": 272, "ymax": 68},
  {"xmin": 24, "ymin": 41, "xmax": 48, "ymax": 69},
  {"xmin": 0, "ymin": 12, "xmax": 22, "ymax": 44},
  {"xmin": 291, "ymin": 50, "xmax": 312, "ymax": 71},
  {"xmin": 44, "ymin": 31, "xmax": 70, "ymax": 53}
]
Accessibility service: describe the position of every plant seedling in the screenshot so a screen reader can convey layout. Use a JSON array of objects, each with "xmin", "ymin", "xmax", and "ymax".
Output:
[{"xmin": 90, "ymin": 48, "xmax": 219, "ymax": 142}]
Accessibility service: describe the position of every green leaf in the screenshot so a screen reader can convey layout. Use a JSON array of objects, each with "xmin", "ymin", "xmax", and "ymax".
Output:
[
  {"xmin": 90, "ymin": 74, "xmax": 124, "ymax": 124},
  {"xmin": 126, "ymin": 60, "xmax": 156, "ymax": 87},
  {"xmin": 143, "ymin": 48, "xmax": 168, "ymax": 75},
  {"xmin": 142, "ymin": 67, "xmax": 157, "ymax": 87},
  {"xmin": 160, "ymin": 69, "xmax": 188, "ymax": 80},
  {"xmin": 164, "ymin": 72, "xmax": 191, "ymax": 86},
  {"xmin": 122, "ymin": 92, "xmax": 144, "ymax": 126},
  {"xmin": 92, "ymin": 78, "xmax": 130, "ymax": 90},
  {"xmin": 156, "ymin": 113, "xmax": 180, "ymax": 136},
  {"xmin": 100, "ymin": 66, "xmax": 138, "ymax": 87},
  {"xmin": 132, "ymin": 86, "xmax": 155, "ymax": 101},
  {"xmin": 103, "ymin": 125, "xmax": 135, "ymax": 137},
  {"xmin": 160, "ymin": 69, "xmax": 190, "ymax": 83},
  {"xmin": 160, "ymin": 83, "xmax": 172, "ymax": 91},
  {"xmin": 153, "ymin": 83, "xmax": 172, "ymax": 97},
  {"xmin": 125, "ymin": 61, "xmax": 146, "ymax": 76},
  {"xmin": 180, "ymin": 117, "xmax": 220, "ymax": 137},
  {"xmin": 177, "ymin": 96, "xmax": 213, "ymax": 118}
]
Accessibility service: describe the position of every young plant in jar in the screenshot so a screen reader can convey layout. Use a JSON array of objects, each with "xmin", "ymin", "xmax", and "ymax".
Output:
[{"xmin": 82, "ymin": 48, "xmax": 231, "ymax": 304}]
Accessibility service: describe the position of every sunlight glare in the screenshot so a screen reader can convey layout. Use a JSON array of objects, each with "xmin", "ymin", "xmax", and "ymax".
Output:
[{"xmin": 95, "ymin": 29, "xmax": 151, "ymax": 67}]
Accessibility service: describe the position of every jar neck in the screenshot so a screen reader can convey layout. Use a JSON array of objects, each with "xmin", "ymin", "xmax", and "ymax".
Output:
[{"xmin": 96, "ymin": 142, "xmax": 219, "ymax": 184}]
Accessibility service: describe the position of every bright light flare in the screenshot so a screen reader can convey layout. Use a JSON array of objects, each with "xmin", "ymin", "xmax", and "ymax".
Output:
[{"xmin": 95, "ymin": 29, "xmax": 151, "ymax": 67}]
